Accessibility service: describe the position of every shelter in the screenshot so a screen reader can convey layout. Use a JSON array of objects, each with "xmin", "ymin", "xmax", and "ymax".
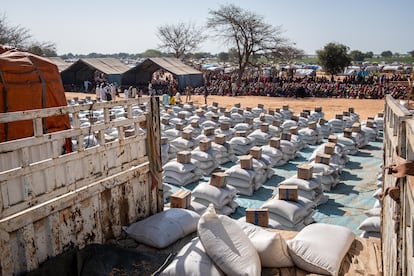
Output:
[
  {"xmin": 60, "ymin": 58, "xmax": 130, "ymax": 90},
  {"xmin": 47, "ymin": 57, "xmax": 71, "ymax": 72},
  {"xmin": 295, "ymin": 68, "xmax": 316, "ymax": 77},
  {"xmin": 0, "ymin": 46, "xmax": 70, "ymax": 142},
  {"xmin": 121, "ymin": 57, "xmax": 203, "ymax": 91}
]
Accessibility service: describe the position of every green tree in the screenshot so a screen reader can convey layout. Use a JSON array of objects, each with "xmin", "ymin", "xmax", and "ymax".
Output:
[
  {"xmin": 365, "ymin": 51, "xmax": 374, "ymax": 59},
  {"xmin": 381, "ymin": 50, "xmax": 393, "ymax": 58},
  {"xmin": 349, "ymin": 50, "xmax": 366, "ymax": 61},
  {"xmin": 218, "ymin": 52, "xmax": 229, "ymax": 62},
  {"xmin": 141, "ymin": 49, "xmax": 163, "ymax": 58},
  {"xmin": 317, "ymin": 42, "xmax": 351, "ymax": 77},
  {"xmin": 157, "ymin": 21, "xmax": 206, "ymax": 59},
  {"xmin": 207, "ymin": 4, "xmax": 292, "ymax": 86}
]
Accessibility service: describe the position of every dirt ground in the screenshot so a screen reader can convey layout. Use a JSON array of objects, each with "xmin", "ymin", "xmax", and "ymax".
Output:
[{"xmin": 65, "ymin": 92, "xmax": 385, "ymax": 120}]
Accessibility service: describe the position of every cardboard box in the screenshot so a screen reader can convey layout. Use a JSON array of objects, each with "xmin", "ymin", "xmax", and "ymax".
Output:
[
  {"xmin": 269, "ymin": 137, "xmax": 280, "ymax": 148},
  {"xmin": 352, "ymin": 123, "xmax": 361, "ymax": 133},
  {"xmin": 204, "ymin": 126, "xmax": 215, "ymax": 136},
  {"xmin": 234, "ymin": 103, "xmax": 241, "ymax": 108},
  {"xmin": 343, "ymin": 111, "xmax": 350, "ymax": 117},
  {"xmin": 124, "ymin": 129, "xmax": 135, "ymax": 138},
  {"xmin": 170, "ymin": 189, "xmax": 191, "ymax": 209},
  {"xmin": 182, "ymin": 129, "xmax": 193, "ymax": 140},
  {"xmin": 273, "ymin": 120, "xmax": 281, "ymax": 127},
  {"xmin": 220, "ymin": 122, "xmax": 230, "ymax": 130},
  {"xmin": 282, "ymin": 104, "xmax": 289, "ymax": 110},
  {"xmin": 161, "ymin": 118, "xmax": 170, "ymax": 125},
  {"xmin": 377, "ymin": 112, "xmax": 384, "ymax": 118},
  {"xmin": 175, "ymin": 123, "xmax": 184, "ymax": 131},
  {"xmin": 246, "ymin": 107, "xmax": 252, "ymax": 112},
  {"xmin": 240, "ymin": 155, "xmax": 253, "ymax": 169},
  {"xmin": 318, "ymin": 118, "xmax": 326, "ymax": 125},
  {"xmin": 199, "ymin": 138, "xmax": 211, "ymax": 152},
  {"xmin": 235, "ymin": 131, "xmax": 247, "ymax": 137},
  {"xmin": 212, "ymin": 102, "xmax": 219, "ymax": 107},
  {"xmin": 315, "ymin": 106, "xmax": 322, "ymax": 112},
  {"xmin": 246, "ymin": 208, "xmax": 269, "ymax": 227},
  {"xmin": 161, "ymin": 137, "xmax": 168, "ymax": 145},
  {"xmin": 249, "ymin": 146, "xmax": 262, "ymax": 159},
  {"xmin": 335, "ymin": 114, "xmax": 343, "ymax": 120},
  {"xmin": 343, "ymin": 128, "xmax": 353, "ymax": 138},
  {"xmin": 224, "ymin": 111, "xmax": 231, "ymax": 118},
  {"xmin": 316, "ymin": 153, "xmax": 331, "ymax": 165},
  {"xmin": 278, "ymin": 185, "xmax": 298, "ymax": 202},
  {"xmin": 300, "ymin": 111, "xmax": 308, "ymax": 118},
  {"xmin": 328, "ymin": 135, "xmax": 337, "ymax": 144},
  {"xmin": 366, "ymin": 120, "xmax": 375, "ymax": 128},
  {"xmin": 219, "ymin": 107, "xmax": 226, "ymax": 113},
  {"xmin": 308, "ymin": 121, "xmax": 317, "ymax": 130},
  {"xmin": 291, "ymin": 115, "xmax": 298, "ymax": 122},
  {"xmin": 237, "ymin": 109, "xmax": 244, "ymax": 115},
  {"xmin": 324, "ymin": 142, "xmax": 336, "ymax": 155},
  {"xmin": 257, "ymin": 103, "xmax": 264, "ymax": 109},
  {"xmin": 260, "ymin": 123, "xmax": 269, "ymax": 132},
  {"xmin": 259, "ymin": 113, "xmax": 266, "ymax": 122},
  {"xmin": 268, "ymin": 109, "xmax": 275, "ymax": 115},
  {"xmin": 215, "ymin": 134, "xmax": 226, "ymax": 145},
  {"xmin": 281, "ymin": 133, "xmax": 291, "ymax": 141},
  {"xmin": 297, "ymin": 164, "xmax": 313, "ymax": 180},
  {"xmin": 290, "ymin": 126, "xmax": 298, "ymax": 135},
  {"xmin": 196, "ymin": 110, "xmax": 205, "ymax": 116},
  {"xmin": 211, "ymin": 115, "xmax": 219, "ymax": 122},
  {"xmin": 348, "ymin": 107, "xmax": 354, "ymax": 113},
  {"xmin": 177, "ymin": 112, "xmax": 186, "ymax": 119},
  {"xmin": 210, "ymin": 172, "xmax": 228, "ymax": 188},
  {"xmin": 177, "ymin": 151, "xmax": 191, "ymax": 164},
  {"xmin": 275, "ymin": 108, "xmax": 281, "ymax": 113}
]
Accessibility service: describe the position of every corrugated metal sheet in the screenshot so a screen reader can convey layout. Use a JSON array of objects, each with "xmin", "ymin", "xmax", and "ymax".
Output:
[
  {"xmin": 148, "ymin": 57, "xmax": 202, "ymax": 76},
  {"xmin": 46, "ymin": 57, "xmax": 71, "ymax": 72},
  {"xmin": 78, "ymin": 58, "xmax": 130, "ymax": 75}
]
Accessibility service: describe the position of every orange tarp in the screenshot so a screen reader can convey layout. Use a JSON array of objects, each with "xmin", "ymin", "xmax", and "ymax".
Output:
[{"xmin": 0, "ymin": 46, "xmax": 71, "ymax": 142}]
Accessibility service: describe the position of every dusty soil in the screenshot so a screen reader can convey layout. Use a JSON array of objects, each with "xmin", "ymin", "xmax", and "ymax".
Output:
[{"xmin": 65, "ymin": 92, "xmax": 385, "ymax": 120}]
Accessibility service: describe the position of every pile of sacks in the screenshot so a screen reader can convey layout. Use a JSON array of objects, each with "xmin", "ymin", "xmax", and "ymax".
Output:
[
  {"xmin": 229, "ymin": 130, "xmax": 255, "ymax": 155},
  {"xmin": 191, "ymin": 172, "xmax": 239, "ymax": 216},
  {"xmin": 247, "ymin": 123, "xmax": 272, "ymax": 146},
  {"xmin": 209, "ymin": 134, "xmax": 238, "ymax": 165},
  {"xmin": 190, "ymin": 139, "xmax": 219, "ymax": 176},
  {"xmin": 337, "ymin": 128, "xmax": 359, "ymax": 155},
  {"xmin": 163, "ymin": 151, "xmax": 202, "ymax": 186},
  {"xmin": 260, "ymin": 137, "xmax": 286, "ymax": 167},
  {"xmin": 168, "ymin": 129, "xmax": 196, "ymax": 160}
]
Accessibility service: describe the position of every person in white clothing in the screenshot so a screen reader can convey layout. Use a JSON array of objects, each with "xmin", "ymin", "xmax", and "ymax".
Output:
[{"xmin": 95, "ymin": 84, "xmax": 101, "ymax": 101}]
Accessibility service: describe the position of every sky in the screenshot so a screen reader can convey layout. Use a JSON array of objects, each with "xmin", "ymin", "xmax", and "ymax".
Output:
[{"xmin": 2, "ymin": 0, "xmax": 414, "ymax": 56}]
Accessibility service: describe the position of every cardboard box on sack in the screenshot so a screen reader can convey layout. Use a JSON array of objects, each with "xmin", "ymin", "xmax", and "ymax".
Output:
[
  {"xmin": 240, "ymin": 155, "xmax": 253, "ymax": 169},
  {"xmin": 214, "ymin": 134, "xmax": 226, "ymax": 145},
  {"xmin": 249, "ymin": 146, "xmax": 262, "ymax": 160},
  {"xmin": 177, "ymin": 151, "xmax": 191, "ymax": 164},
  {"xmin": 199, "ymin": 138, "xmax": 211, "ymax": 152},
  {"xmin": 297, "ymin": 164, "xmax": 313, "ymax": 180},
  {"xmin": 278, "ymin": 184, "xmax": 298, "ymax": 202},
  {"xmin": 316, "ymin": 153, "xmax": 331, "ymax": 165},
  {"xmin": 170, "ymin": 189, "xmax": 191, "ymax": 209},
  {"xmin": 210, "ymin": 172, "xmax": 228, "ymax": 188},
  {"xmin": 246, "ymin": 208, "xmax": 269, "ymax": 227},
  {"xmin": 324, "ymin": 142, "xmax": 336, "ymax": 155}
]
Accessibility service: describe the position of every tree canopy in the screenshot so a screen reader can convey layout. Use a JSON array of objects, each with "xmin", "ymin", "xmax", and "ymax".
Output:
[
  {"xmin": 317, "ymin": 42, "xmax": 351, "ymax": 76},
  {"xmin": 157, "ymin": 21, "xmax": 206, "ymax": 59},
  {"xmin": 207, "ymin": 4, "xmax": 292, "ymax": 86}
]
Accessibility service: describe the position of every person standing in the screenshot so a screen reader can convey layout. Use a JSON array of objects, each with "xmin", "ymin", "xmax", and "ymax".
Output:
[
  {"xmin": 131, "ymin": 86, "xmax": 137, "ymax": 98},
  {"xmin": 204, "ymin": 85, "xmax": 209, "ymax": 105},
  {"xmin": 95, "ymin": 84, "xmax": 101, "ymax": 101},
  {"xmin": 175, "ymin": 90, "xmax": 181, "ymax": 104},
  {"xmin": 185, "ymin": 86, "xmax": 192, "ymax": 102}
]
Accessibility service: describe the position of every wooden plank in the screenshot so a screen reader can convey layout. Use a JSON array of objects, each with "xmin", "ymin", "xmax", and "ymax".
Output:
[{"xmin": 0, "ymin": 228, "xmax": 13, "ymax": 275}]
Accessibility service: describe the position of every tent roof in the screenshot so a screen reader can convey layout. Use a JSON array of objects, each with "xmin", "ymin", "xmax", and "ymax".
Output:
[
  {"xmin": 47, "ymin": 57, "xmax": 71, "ymax": 72},
  {"xmin": 143, "ymin": 57, "xmax": 202, "ymax": 76},
  {"xmin": 65, "ymin": 58, "xmax": 130, "ymax": 75}
]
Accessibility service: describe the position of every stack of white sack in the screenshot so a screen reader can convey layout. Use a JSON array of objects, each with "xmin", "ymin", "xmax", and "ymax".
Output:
[
  {"xmin": 163, "ymin": 151, "xmax": 202, "ymax": 186},
  {"xmin": 210, "ymin": 134, "xmax": 238, "ymax": 165},
  {"xmin": 348, "ymin": 107, "xmax": 360, "ymax": 122},
  {"xmin": 337, "ymin": 128, "xmax": 359, "ymax": 155},
  {"xmin": 278, "ymin": 170, "xmax": 327, "ymax": 205},
  {"xmin": 247, "ymin": 123, "xmax": 272, "ymax": 146},
  {"xmin": 191, "ymin": 176, "xmax": 239, "ymax": 216},
  {"xmin": 341, "ymin": 111, "xmax": 356, "ymax": 129},
  {"xmin": 233, "ymin": 117, "xmax": 253, "ymax": 133},
  {"xmin": 308, "ymin": 141, "xmax": 348, "ymax": 169},
  {"xmin": 229, "ymin": 102, "xmax": 242, "ymax": 113},
  {"xmin": 229, "ymin": 131, "xmax": 256, "ymax": 155},
  {"xmin": 191, "ymin": 139, "xmax": 219, "ymax": 176},
  {"xmin": 252, "ymin": 113, "xmax": 268, "ymax": 129},
  {"xmin": 316, "ymin": 118, "xmax": 332, "ymax": 138},
  {"xmin": 310, "ymin": 154, "xmax": 341, "ymax": 192},
  {"xmin": 268, "ymin": 120, "xmax": 282, "ymax": 137},
  {"xmin": 243, "ymin": 107, "xmax": 255, "ymax": 119},
  {"xmin": 361, "ymin": 119, "xmax": 378, "ymax": 142},
  {"xmin": 298, "ymin": 121, "xmax": 321, "ymax": 145},
  {"xmin": 279, "ymin": 133, "xmax": 297, "ymax": 162},
  {"xmin": 281, "ymin": 117, "xmax": 297, "ymax": 133},
  {"xmin": 161, "ymin": 137, "xmax": 170, "ymax": 165},
  {"xmin": 194, "ymin": 126, "xmax": 216, "ymax": 144},
  {"xmin": 160, "ymin": 117, "xmax": 174, "ymax": 131},
  {"xmin": 163, "ymin": 122, "xmax": 184, "ymax": 142},
  {"xmin": 168, "ymin": 130, "xmax": 196, "ymax": 159},
  {"xmin": 248, "ymin": 146, "xmax": 275, "ymax": 182},
  {"xmin": 200, "ymin": 114, "xmax": 219, "ymax": 129},
  {"xmin": 328, "ymin": 114, "xmax": 345, "ymax": 133},
  {"xmin": 374, "ymin": 112, "xmax": 384, "ymax": 131},
  {"xmin": 358, "ymin": 186, "xmax": 382, "ymax": 238},
  {"xmin": 261, "ymin": 137, "xmax": 286, "ymax": 167},
  {"xmin": 230, "ymin": 108, "xmax": 245, "ymax": 124},
  {"xmin": 214, "ymin": 122, "xmax": 235, "ymax": 141},
  {"xmin": 309, "ymin": 106, "xmax": 324, "ymax": 122},
  {"xmin": 288, "ymin": 126, "xmax": 307, "ymax": 151},
  {"xmin": 261, "ymin": 195, "xmax": 317, "ymax": 231},
  {"xmin": 218, "ymin": 110, "xmax": 234, "ymax": 126},
  {"xmin": 280, "ymin": 104, "xmax": 294, "ymax": 120},
  {"xmin": 203, "ymin": 106, "xmax": 219, "ymax": 120},
  {"xmin": 187, "ymin": 109, "xmax": 207, "ymax": 125},
  {"xmin": 224, "ymin": 155, "xmax": 260, "ymax": 196},
  {"xmin": 252, "ymin": 103, "xmax": 266, "ymax": 116},
  {"xmin": 297, "ymin": 111, "xmax": 309, "ymax": 129},
  {"xmin": 270, "ymin": 108, "xmax": 284, "ymax": 121},
  {"xmin": 162, "ymin": 183, "xmax": 173, "ymax": 202},
  {"xmin": 183, "ymin": 119, "xmax": 202, "ymax": 138},
  {"xmin": 351, "ymin": 122, "xmax": 369, "ymax": 148},
  {"xmin": 169, "ymin": 111, "xmax": 188, "ymax": 126}
]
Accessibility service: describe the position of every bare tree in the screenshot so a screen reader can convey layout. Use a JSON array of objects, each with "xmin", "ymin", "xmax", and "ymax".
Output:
[
  {"xmin": 207, "ymin": 4, "xmax": 293, "ymax": 86},
  {"xmin": 157, "ymin": 21, "xmax": 206, "ymax": 59}
]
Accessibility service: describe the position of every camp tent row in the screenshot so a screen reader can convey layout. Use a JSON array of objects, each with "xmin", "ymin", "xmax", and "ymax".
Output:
[{"xmin": 58, "ymin": 57, "xmax": 204, "ymax": 91}]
